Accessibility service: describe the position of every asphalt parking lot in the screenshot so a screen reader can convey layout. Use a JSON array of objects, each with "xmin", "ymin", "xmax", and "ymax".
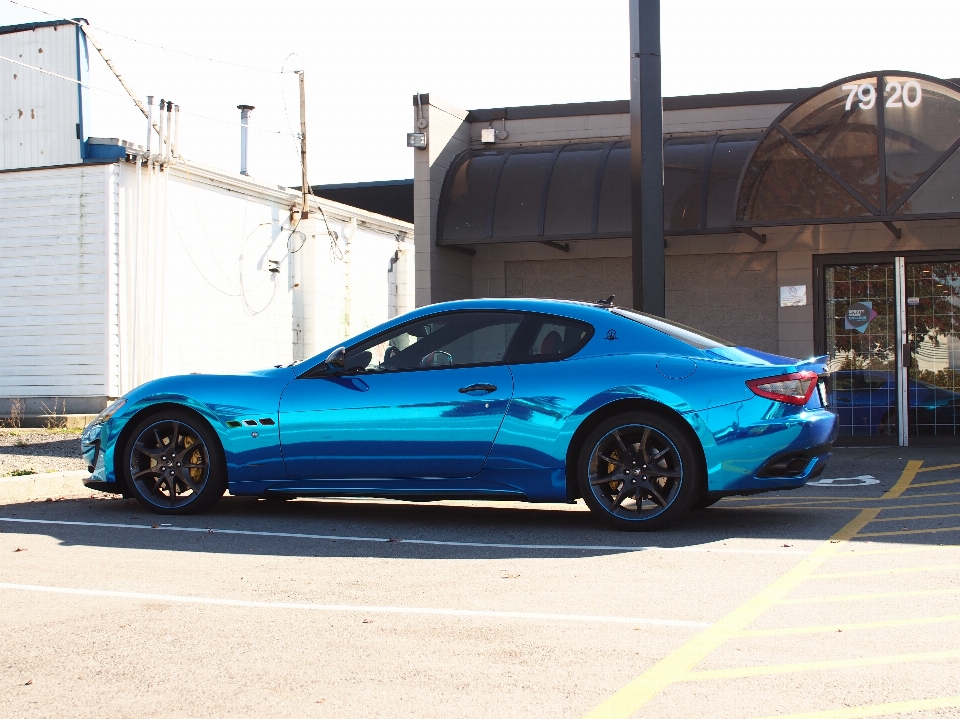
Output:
[{"xmin": 2, "ymin": 446, "xmax": 959, "ymax": 719}]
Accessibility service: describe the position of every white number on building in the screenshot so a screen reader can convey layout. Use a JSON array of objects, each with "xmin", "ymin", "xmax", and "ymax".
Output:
[{"xmin": 844, "ymin": 82, "xmax": 923, "ymax": 111}]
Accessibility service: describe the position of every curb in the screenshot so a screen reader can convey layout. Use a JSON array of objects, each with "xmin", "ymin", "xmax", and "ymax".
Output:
[{"xmin": 0, "ymin": 470, "xmax": 93, "ymax": 503}]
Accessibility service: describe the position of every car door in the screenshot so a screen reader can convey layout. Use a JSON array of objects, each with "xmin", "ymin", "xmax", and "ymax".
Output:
[{"xmin": 278, "ymin": 311, "xmax": 522, "ymax": 481}]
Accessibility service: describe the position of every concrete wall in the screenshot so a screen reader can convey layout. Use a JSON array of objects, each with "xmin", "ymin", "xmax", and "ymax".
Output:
[
  {"xmin": 412, "ymin": 97, "xmax": 473, "ymax": 306},
  {"xmin": 469, "ymin": 220, "xmax": 960, "ymax": 359}
]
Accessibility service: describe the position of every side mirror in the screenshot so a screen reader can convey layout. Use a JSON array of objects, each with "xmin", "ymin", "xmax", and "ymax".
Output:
[{"xmin": 323, "ymin": 347, "xmax": 346, "ymax": 371}]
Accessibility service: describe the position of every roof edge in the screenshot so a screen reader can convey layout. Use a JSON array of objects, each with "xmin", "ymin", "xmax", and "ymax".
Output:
[{"xmin": 0, "ymin": 18, "xmax": 87, "ymax": 36}]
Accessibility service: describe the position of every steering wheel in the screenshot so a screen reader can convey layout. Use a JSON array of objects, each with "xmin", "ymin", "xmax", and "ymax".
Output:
[
  {"xmin": 381, "ymin": 345, "xmax": 400, "ymax": 368},
  {"xmin": 421, "ymin": 351, "xmax": 454, "ymax": 367}
]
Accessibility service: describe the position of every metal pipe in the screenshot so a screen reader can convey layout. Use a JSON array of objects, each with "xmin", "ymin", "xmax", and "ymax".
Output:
[
  {"xmin": 298, "ymin": 71, "xmax": 309, "ymax": 218},
  {"xmin": 145, "ymin": 95, "xmax": 153, "ymax": 155},
  {"xmin": 164, "ymin": 100, "xmax": 173, "ymax": 163},
  {"xmin": 172, "ymin": 104, "xmax": 180, "ymax": 159},
  {"xmin": 237, "ymin": 104, "xmax": 254, "ymax": 176},
  {"xmin": 157, "ymin": 98, "xmax": 166, "ymax": 165}
]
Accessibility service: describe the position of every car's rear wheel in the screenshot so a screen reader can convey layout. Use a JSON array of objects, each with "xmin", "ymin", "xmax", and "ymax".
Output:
[
  {"xmin": 577, "ymin": 411, "xmax": 701, "ymax": 531},
  {"xmin": 122, "ymin": 410, "xmax": 226, "ymax": 514}
]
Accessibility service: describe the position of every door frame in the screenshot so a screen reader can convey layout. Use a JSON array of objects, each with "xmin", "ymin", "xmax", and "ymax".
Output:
[{"xmin": 814, "ymin": 250, "xmax": 960, "ymax": 446}]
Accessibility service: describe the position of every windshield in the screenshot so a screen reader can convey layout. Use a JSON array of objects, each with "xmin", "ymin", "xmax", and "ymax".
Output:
[{"xmin": 610, "ymin": 308, "xmax": 734, "ymax": 350}]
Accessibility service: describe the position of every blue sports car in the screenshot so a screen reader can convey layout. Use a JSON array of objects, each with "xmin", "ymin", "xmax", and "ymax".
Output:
[{"xmin": 81, "ymin": 298, "xmax": 837, "ymax": 530}]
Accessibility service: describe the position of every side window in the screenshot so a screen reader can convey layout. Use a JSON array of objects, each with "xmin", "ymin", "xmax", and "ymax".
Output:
[
  {"xmin": 343, "ymin": 312, "xmax": 523, "ymax": 372},
  {"xmin": 506, "ymin": 315, "xmax": 593, "ymax": 363}
]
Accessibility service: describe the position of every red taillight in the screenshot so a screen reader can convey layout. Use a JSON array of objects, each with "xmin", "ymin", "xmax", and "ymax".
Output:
[{"xmin": 746, "ymin": 371, "xmax": 818, "ymax": 405}]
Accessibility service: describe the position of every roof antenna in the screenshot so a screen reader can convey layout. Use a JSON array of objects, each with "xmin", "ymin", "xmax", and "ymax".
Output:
[{"xmin": 596, "ymin": 295, "xmax": 616, "ymax": 306}]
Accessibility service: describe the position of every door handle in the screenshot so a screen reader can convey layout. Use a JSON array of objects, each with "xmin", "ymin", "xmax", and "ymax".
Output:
[{"xmin": 459, "ymin": 383, "xmax": 497, "ymax": 394}]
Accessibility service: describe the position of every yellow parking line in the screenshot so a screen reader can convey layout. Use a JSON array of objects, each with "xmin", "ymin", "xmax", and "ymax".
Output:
[
  {"xmin": 909, "ymin": 477, "xmax": 960, "ymax": 489},
  {"xmin": 856, "ymin": 525, "xmax": 960, "ymax": 538},
  {"xmin": 811, "ymin": 564, "xmax": 960, "ymax": 579},
  {"xmin": 721, "ymin": 491, "xmax": 960, "ymax": 508},
  {"xmin": 578, "ymin": 509, "xmax": 878, "ymax": 719},
  {"xmin": 840, "ymin": 545, "xmax": 956, "ymax": 556},
  {"xmin": 736, "ymin": 612, "xmax": 960, "ymax": 637},
  {"xmin": 681, "ymin": 648, "xmax": 960, "ymax": 681},
  {"xmin": 779, "ymin": 587, "xmax": 960, "ymax": 604},
  {"xmin": 882, "ymin": 460, "xmax": 924, "ymax": 499},
  {"xmin": 748, "ymin": 694, "xmax": 960, "ymax": 719},
  {"xmin": 869, "ymin": 511, "xmax": 960, "ymax": 522}
]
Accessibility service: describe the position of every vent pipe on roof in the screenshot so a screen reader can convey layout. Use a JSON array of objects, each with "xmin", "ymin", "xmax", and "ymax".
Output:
[
  {"xmin": 238, "ymin": 104, "xmax": 255, "ymax": 176},
  {"xmin": 164, "ymin": 101, "xmax": 173, "ymax": 163},
  {"xmin": 157, "ymin": 98, "xmax": 165, "ymax": 162},
  {"xmin": 172, "ymin": 104, "xmax": 180, "ymax": 159},
  {"xmin": 145, "ymin": 96, "xmax": 154, "ymax": 156}
]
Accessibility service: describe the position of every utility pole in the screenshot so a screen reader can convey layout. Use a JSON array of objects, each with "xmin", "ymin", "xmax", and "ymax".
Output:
[
  {"xmin": 629, "ymin": 0, "xmax": 665, "ymax": 315},
  {"xmin": 298, "ymin": 70, "xmax": 310, "ymax": 219}
]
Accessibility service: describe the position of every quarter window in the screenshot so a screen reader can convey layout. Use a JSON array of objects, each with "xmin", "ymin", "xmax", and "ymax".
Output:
[{"xmin": 506, "ymin": 315, "xmax": 593, "ymax": 363}]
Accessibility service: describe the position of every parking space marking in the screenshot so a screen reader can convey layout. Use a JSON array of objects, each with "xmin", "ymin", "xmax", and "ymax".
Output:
[
  {"xmin": 868, "ymin": 511, "xmax": 960, "ymax": 522},
  {"xmin": 0, "ymin": 517, "xmax": 809, "ymax": 555},
  {"xmin": 884, "ymin": 460, "xmax": 960, "ymax": 500},
  {"xmin": 779, "ymin": 587, "xmax": 960, "ymax": 604},
  {"xmin": 840, "ymin": 544, "xmax": 955, "ymax": 556},
  {"xmin": 736, "ymin": 613, "xmax": 960, "ymax": 637},
  {"xmin": 909, "ymin": 477, "xmax": 960, "ymax": 489},
  {"xmin": 681, "ymin": 648, "xmax": 960, "ymax": 681},
  {"xmin": 720, "ymin": 491, "xmax": 960, "ymax": 508},
  {"xmin": 749, "ymin": 694, "xmax": 960, "ymax": 719},
  {"xmin": 0, "ymin": 582, "xmax": 711, "ymax": 627},
  {"xmin": 578, "ymin": 509, "xmax": 879, "ymax": 719},
  {"xmin": 810, "ymin": 564, "xmax": 960, "ymax": 579},
  {"xmin": 855, "ymin": 525, "xmax": 960, "ymax": 538}
]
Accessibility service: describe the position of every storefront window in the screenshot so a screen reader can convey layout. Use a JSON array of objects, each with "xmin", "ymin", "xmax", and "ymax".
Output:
[{"xmin": 824, "ymin": 264, "xmax": 898, "ymax": 438}]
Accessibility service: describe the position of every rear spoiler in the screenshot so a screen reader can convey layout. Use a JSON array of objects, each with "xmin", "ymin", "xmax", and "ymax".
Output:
[{"xmin": 797, "ymin": 355, "xmax": 829, "ymax": 374}]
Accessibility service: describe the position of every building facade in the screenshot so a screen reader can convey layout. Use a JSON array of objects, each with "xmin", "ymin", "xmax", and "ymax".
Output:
[
  {"xmin": 413, "ymin": 75, "xmax": 960, "ymax": 445},
  {"xmin": 0, "ymin": 19, "xmax": 413, "ymax": 424}
]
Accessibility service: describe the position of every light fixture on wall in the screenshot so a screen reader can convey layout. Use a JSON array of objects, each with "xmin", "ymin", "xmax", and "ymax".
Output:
[{"xmin": 408, "ymin": 92, "xmax": 428, "ymax": 149}]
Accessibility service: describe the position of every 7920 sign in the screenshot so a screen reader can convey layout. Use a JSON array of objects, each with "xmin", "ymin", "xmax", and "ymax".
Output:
[{"xmin": 842, "ymin": 81, "xmax": 922, "ymax": 111}]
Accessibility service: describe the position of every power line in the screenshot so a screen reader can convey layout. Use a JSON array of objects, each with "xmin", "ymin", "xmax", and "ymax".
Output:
[
  {"xmin": 6, "ymin": 0, "xmax": 290, "ymax": 75},
  {"xmin": 0, "ymin": 54, "xmax": 297, "ymax": 137}
]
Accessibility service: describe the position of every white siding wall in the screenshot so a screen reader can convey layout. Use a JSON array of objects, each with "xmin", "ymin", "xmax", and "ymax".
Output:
[
  {"xmin": 0, "ymin": 164, "xmax": 109, "ymax": 397},
  {"xmin": 0, "ymin": 25, "xmax": 83, "ymax": 170}
]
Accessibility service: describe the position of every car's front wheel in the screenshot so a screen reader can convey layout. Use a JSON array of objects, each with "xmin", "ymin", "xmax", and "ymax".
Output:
[
  {"xmin": 122, "ymin": 410, "xmax": 227, "ymax": 514},
  {"xmin": 577, "ymin": 411, "xmax": 702, "ymax": 531}
]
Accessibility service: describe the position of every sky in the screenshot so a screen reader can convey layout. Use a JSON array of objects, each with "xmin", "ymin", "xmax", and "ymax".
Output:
[{"xmin": 4, "ymin": 0, "xmax": 960, "ymax": 187}]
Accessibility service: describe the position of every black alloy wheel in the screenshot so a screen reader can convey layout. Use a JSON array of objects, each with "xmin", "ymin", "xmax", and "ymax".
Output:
[
  {"xmin": 123, "ymin": 410, "xmax": 226, "ymax": 514},
  {"xmin": 577, "ymin": 411, "xmax": 701, "ymax": 530}
]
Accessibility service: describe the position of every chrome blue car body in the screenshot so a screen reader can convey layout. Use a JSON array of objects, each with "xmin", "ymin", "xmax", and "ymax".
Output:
[{"xmin": 81, "ymin": 298, "xmax": 837, "ymax": 505}]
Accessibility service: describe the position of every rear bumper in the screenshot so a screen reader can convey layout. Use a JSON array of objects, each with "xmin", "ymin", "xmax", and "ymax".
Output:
[{"xmin": 690, "ymin": 398, "xmax": 838, "ymax": 495}]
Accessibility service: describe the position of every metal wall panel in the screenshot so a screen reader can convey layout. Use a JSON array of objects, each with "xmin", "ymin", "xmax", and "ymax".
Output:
[
  {"xmin": 0, "ymin": 164, "xmax": 109, "ymax": 397},
  {"xmin": 0, "ymin": 24, "xmax": 82, "ymax": 170}
]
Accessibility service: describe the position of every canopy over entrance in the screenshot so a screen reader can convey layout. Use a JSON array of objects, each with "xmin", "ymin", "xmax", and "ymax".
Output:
[
  {"xmin": 437, "ymin": 71, "xmax": 960, "ymax": 247},
  {"xmin": 736, "ymin": 71, "xmax": 960, "ymax": 227}
]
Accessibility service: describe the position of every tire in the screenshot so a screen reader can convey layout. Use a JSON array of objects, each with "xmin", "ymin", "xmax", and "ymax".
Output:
[
  {"xmin": 576, "ymin": 411, "xmax": 702, "ymax": 531},
  {"xmin": 690, "ymin": 495, "xmax": 721, "ymax": 511},
  {"xmin": 121, "ymin": 409, "xmax": 227, "ymax": 515}
]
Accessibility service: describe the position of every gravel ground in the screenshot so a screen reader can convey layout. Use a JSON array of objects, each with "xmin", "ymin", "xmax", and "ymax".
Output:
[{"xmin": 0, "ymin": 429, "xmax": 86, "ymax": 476}]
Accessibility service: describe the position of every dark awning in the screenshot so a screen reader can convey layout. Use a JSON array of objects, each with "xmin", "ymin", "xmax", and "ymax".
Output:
[{"xmin": 437, "ymin": 135, "xmax": 760, "ymax": 246}]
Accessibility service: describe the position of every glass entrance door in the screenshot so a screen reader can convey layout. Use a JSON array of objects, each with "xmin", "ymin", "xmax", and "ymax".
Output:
[
  {"xmin": 824, "ymin": 264, "xmax": 899, "ymax": 439},
  {"xmin": 905, "ymin": 262, "xmax": 960, "ymax": 437}
]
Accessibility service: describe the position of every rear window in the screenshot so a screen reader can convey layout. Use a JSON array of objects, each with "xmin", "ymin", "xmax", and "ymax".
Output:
[{"xmin": 611, "ymin": 308, "xmax": 734, "ymax": 350}]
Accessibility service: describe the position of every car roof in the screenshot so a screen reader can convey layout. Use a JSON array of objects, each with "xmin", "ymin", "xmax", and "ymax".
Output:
[{"xmin": 404, "ymin": 297, "xmax": 611, "ymax": 321}]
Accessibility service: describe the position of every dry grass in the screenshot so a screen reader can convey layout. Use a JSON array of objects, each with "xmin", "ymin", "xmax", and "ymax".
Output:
[{"xmin": 3, "ymin": 398, "xmax": 24, "ymax": 429}]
